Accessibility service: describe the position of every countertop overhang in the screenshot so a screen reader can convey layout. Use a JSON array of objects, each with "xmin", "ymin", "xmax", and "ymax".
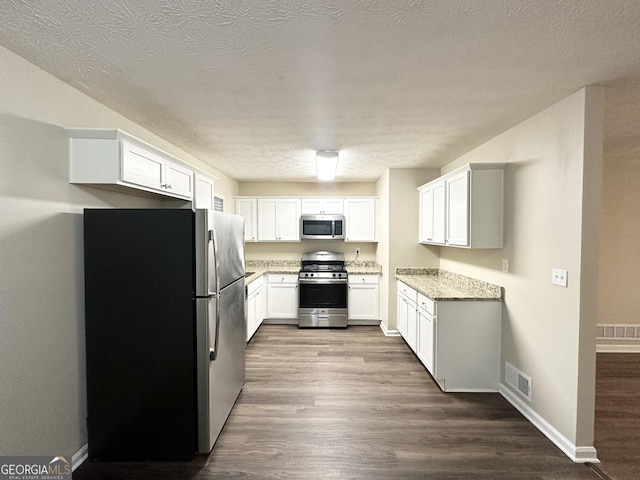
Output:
[{"xmin": 395, "ymin": 268, "xmax": 503, "ymax": 302}]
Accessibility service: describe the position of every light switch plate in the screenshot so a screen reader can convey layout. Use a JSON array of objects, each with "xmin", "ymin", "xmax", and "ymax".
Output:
[{"xmin": 552, "ymin": 268, "xmax": 568, "ymax": 287}]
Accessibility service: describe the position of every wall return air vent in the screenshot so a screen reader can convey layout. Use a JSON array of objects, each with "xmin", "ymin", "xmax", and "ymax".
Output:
[{"xmin": 506, "ymin": 362, "xmax": 532, "ymax": 402}]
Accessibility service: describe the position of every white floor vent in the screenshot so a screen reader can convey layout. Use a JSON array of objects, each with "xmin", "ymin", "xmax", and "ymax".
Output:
[
  {"xmin": 597, "ymin": 324, "xmax": 640, "ymax": 340},
  {"xmin": 505, "ymin": 362, "xmax": 532, "ymax": 402}
]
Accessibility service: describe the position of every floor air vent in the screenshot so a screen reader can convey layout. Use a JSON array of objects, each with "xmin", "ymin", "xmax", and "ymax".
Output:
[{"xmin": 506, "ymin": 362, "xmax": 532, "ymax": 402}]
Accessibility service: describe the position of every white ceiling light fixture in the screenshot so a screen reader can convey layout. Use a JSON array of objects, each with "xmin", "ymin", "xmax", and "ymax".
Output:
[{"xmin": 316, "ymin": 150, "xmax": 339, "ymax": 181}]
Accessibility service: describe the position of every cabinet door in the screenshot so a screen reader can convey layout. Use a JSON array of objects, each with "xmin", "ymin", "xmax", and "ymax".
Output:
[
  {"xmin": 348, "ymin": 283, "xmax": 379, "ymax": 320},
  {"xmin": 301, "ymin": 199, "xmax": 323, "ymax": 214},
  {"xmin": 246, "ymin": 291, "xmax": 257, "ymax": 341},
  {"xmin": 277, "ymin": 199, "xmax": 301, "ymax": 241},
  {"xmin": 446, "ymin": 170, "xmax": 470, "ymax": 246},
  {"xmin": 322, "ymin": 199, "xmax": 344, "ymax": 214},
  {"xmin": 121, "ymin": 141, "xmax": 164, "ymax": 190},
  {"xmin": 397, "ymin": 294, "xmax": 408, "ymax": 339},
  {"xmin": 419, "ymin": 186, "xmax": 433, "ymax": 243},
  {"xmin": 235, "ymin": 199, "xmax": 257, "ymax": 241},
  {"xmin": 432, "ymin": 181, "xmax": 446, "ymax": 244},
  {"xmin": 195, "ymin": 173, "xmax": 215, "ymax": 210},
  {"xmin": 417, "ymin": 310, "xmax": 435, "ymax": 374},
  {"xmin": 267, "ymin": 283, "xmax": 298, "ymax": 318},
  {"xmin": 256, "ymin": 286, "xmax": 266, "ymax": 326},
  {"xmin": 344, "ymin": 198, "xmax": 376, "ymax": 242},
  {"xmin": 406, "ymin": 303, "xmax": 418, "ymax": 352},
  {"xmin": 257, "ymin": 199, "xmax": 278, "ymax": 241},
  {"xmin": 165, "ymin": 160, "xmax": 194, "ymax": 199},
  {"xmin": 420, "ymin": 181, "xmax": 446, "ymax": 245}
]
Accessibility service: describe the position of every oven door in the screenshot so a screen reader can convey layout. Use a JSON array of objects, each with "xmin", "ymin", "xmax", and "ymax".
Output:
[{"xmin": 298, "ymin": 279, "xmax": 347, "ymax": 309}]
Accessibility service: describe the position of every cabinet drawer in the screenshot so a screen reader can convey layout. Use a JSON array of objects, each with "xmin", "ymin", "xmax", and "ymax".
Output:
[
  {"xmin": 268, "ymin": 273, "xmax": 298, "ymax": 284},
  {"xmin": 418, "ymin": 293, "xmax": 435, "ymax": 316},
  {"xmin": 246, "ymin": 276, "xmax": 263, "ymax": 296},
  {"xmin": 348, "ymin": 274, "xmax": 379, "ymax": 285},
  {"xmin": 397, "ymin": 281, "xmax": 417, "ymax": 303}
]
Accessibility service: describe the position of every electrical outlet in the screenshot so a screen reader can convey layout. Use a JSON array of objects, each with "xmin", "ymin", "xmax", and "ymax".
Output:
[
  {"xmin": 551, "ymin": 268, "xmax": 568, "ymax": 287},
  {"xmin": 502, "ymin": 258, "xmax": 509, "ymax": 273}
]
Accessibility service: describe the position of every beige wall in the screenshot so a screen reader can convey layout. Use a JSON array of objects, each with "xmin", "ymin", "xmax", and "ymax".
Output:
[
  {"xmin": 0, "ymin": 45, "xmax": 238, "ymax": 458},
  {"xmin": 598, "ymin": 133, "xmax": 640, "ymax": 342},
  {"xmin": 380, "ymin": 169, "xmax": 440, "ymax": 330},
  {"xmin": 439, "ymin": 87, "xmax": 604, "ymax": 451},
  {"xmin": 238, "ymin": 182, "xmax": 376, "ymax": 197}
]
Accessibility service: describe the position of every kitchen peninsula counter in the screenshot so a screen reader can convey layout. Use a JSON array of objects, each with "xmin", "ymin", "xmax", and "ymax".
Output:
[{"xmin": 395, "ymin": 268, "xmax": 503, "ymax": 301}]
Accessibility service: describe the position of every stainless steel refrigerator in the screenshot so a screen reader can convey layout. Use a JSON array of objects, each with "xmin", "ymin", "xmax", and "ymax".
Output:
[{"xmin": 83, "ymin": 208, "xmax": 245, "ymax": 460}]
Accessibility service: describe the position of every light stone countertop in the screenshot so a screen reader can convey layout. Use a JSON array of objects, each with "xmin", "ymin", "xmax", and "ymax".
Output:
[
  {"xmin": 244, "ymin": 259, "xmax": 383, "ymax": 285},
  {"xmin": 395, "ymin": 268, "xmax": 503, "ymax": 302},
  {"xmin": 244, "ymin": 260, "xmax": 300, "ymax": 285}
]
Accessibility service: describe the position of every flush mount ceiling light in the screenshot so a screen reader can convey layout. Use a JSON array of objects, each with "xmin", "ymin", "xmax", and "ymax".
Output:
[{"xmin": 316, "ymin": 150, "xmax": 339, "ymax": 181}]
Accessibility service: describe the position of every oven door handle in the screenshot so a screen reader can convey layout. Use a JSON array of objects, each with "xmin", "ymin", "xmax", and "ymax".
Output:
[{"xmin": 298, "ymin": 278, "xmax": 348, "ymax": 284}]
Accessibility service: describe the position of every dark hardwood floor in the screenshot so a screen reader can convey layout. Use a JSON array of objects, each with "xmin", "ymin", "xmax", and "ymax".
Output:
[
  {"xmin": 593, "ymin": 353, "xmax": 640, "ymax": 480},
  {"xmin": 75, "ymin": 326, "xmax": 603, "ymax": 479}
]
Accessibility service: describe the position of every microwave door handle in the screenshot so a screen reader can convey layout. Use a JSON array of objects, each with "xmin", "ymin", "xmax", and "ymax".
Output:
[{"xmin": 208, "ymin": 229, "xmax": 221, "ymax": 361}]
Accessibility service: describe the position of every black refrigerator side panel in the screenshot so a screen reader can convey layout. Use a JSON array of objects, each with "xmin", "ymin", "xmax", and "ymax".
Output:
[{"xmin": 84, "ymin": 209, "xmax": 197, "ymax": 460}]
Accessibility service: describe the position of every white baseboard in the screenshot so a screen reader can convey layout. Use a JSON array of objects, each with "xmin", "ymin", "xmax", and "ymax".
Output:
[
  {"xmin": 597, "ymin": 344, "xmax": 640, "ymax": 353},
  {"xmin": 499, "ymin": 384, "xmax": 599, "ymax": 464},
  {"xmin": 72, "ymin": 443, "xmax": 88, "ymax": 472},
  {"xmin": 380, "ymin": 322, "xmax": 400, "ymax": 337}
]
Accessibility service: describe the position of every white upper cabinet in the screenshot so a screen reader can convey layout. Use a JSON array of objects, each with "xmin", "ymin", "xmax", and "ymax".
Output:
[
  {"xmin": 67, "ymin": 128, "xmax": 194, "ymax": 201},
  {"xmin": 194, "ymin": 172, "xmax": 216, "ymax": 210},
  {"xmin": 257, "ymin": 198, "xmax": 301, "ymax": 241},
  {"xmin": 418, "ymin": 179, "xmax": 446, "ymax": 244},
  {"xmin": 301, "ymin": 198, "xmax": 344, "ymax": 214},
  {"xmin": 235, "ymin": 198, "xmax": 258, "ymax": 242},
  {"xmin": 344, "ymin": 198, "xmax": 377, "ymax": 242},
  {"xmin": 418, "ymin": 163, "xmax": 504, "ymax": 249}
]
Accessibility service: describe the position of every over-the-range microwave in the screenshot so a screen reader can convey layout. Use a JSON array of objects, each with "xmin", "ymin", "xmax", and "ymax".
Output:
[{"xmin": 299, "ymin": 214, "xmax": 345, "ymax": 240}]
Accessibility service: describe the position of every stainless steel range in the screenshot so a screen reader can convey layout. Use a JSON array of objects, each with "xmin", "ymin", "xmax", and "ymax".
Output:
[{"xmin": 298, "ymin": 251, "xmax": 348, "ymax": 328}]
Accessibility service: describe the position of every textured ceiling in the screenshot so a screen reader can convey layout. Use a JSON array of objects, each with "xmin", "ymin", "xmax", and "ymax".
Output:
[{"xmin": 1, "ymin": 0, "xmax": 640, "ymax": 182}]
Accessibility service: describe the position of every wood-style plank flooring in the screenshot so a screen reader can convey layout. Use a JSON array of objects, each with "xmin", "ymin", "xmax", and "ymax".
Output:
[
  {"xmin": 74, "ymin": 326, "xmax": 602, "ymax": 479},
  {"xmin": 593, "ymin": 353, "xmax": 640, "ymax": 480}
]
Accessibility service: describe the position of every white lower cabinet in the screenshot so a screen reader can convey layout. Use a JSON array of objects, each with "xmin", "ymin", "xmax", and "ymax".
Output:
[
  {"xmin": 397, "ymin": 280, "xmax": 501, "ymax": 392},
  {"xmin": 246, "ymin": 276, "xmax": 266, "ymax": 341},
  {"xmin": 397, "ymin": 281, "xmax": 417, "ymax": 349},
  {"xmin": 347, "ymin": 274, "xmax": 380, "ymax": 321},
  {"xmin": 416, "ymin": 294, "xmax": 435, "ymax": 375},
  {"xmin": 266, "ymin": 274, "xmax": 299, "ymax": 319}
]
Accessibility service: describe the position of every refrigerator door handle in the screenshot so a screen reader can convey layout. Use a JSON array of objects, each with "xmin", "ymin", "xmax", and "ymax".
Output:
[{"xmin": 209, "ymin": 229, "xmax": 221, "ymax": 362}]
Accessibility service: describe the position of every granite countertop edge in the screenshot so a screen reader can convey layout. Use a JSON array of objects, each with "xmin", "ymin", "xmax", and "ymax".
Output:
[{"xmin": 395, "ymin": 268, "xmax": 503, "ymax": 302}]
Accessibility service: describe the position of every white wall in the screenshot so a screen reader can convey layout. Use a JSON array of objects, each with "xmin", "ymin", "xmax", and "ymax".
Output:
[
  {"xmin": 0, "ymin": 45, "xmax": 238, "ymax": 459},
  {"xmin": 438, "ymin": 87, "xmax": 604, "ymax": 455}
]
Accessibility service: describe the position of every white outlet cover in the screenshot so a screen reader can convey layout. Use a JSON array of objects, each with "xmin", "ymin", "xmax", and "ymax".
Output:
[
  {"xmin": 502, "ymin": 259, "xmax": 509, "ymax": 273},
  {"xmin": 551, "ymin": 268, "xmax": 568, "ymax": 287}
]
